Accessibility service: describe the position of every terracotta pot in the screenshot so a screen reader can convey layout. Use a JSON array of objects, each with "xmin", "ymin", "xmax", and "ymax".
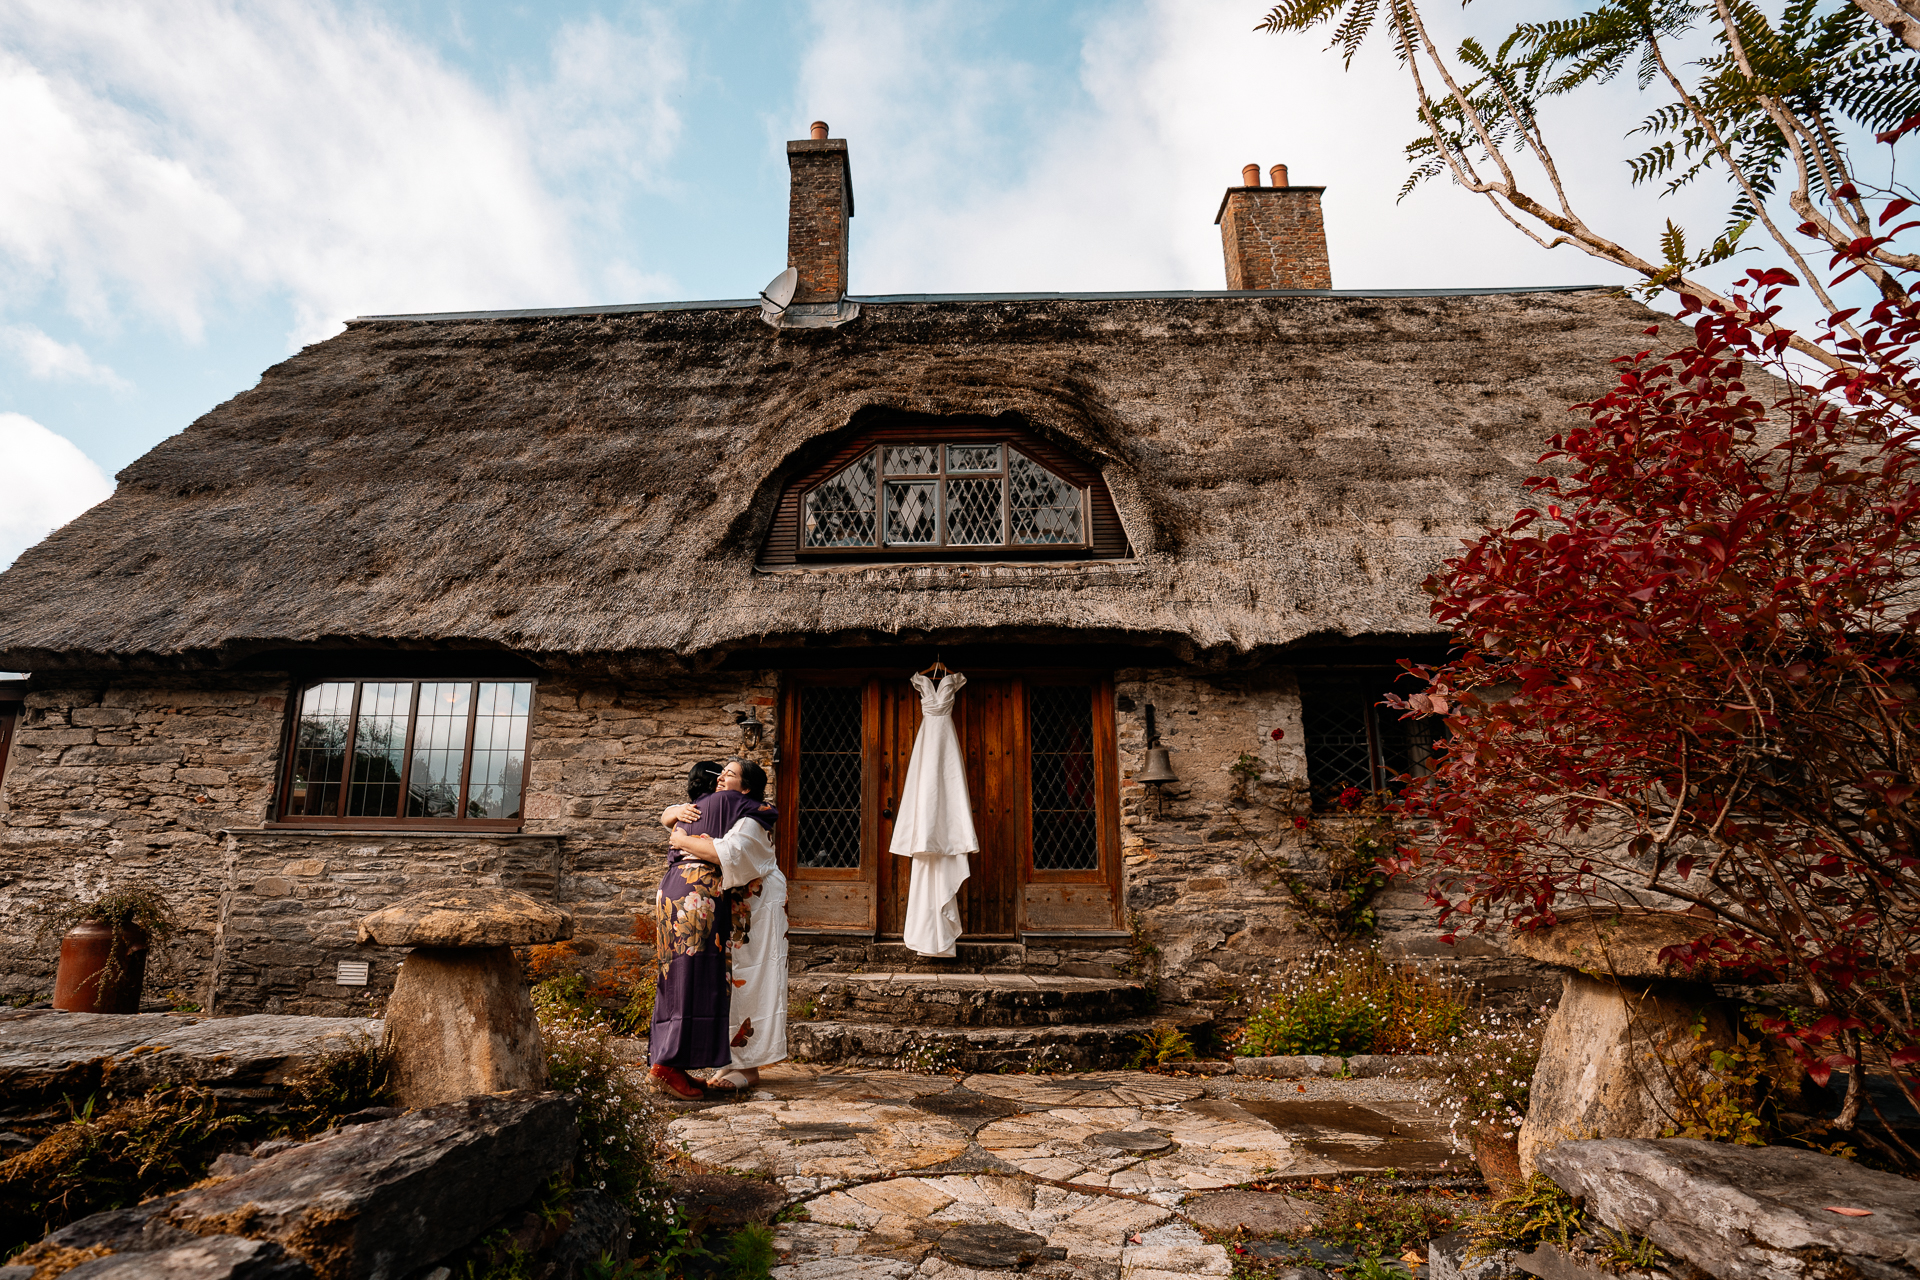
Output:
[
  {"xmin": 52, "ymin": 919, "xmax": 150, "ymax": 1013},
  {"xmin": 1473, "ymin": 1130, "xmax": 1525, "ymax": 1197}
]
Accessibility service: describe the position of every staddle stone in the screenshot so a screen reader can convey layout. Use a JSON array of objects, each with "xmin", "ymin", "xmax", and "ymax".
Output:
[
  {"xmin": 357, "ymin": 887, "xmax": 571, "ymax": 948},
  {"xmin": 385, "ymin": 946, "xmax": 546, "ymax": 1108},
  {"xmin": 1507, "ymin": 907, "xmax": 1720, "ymax": 980}
]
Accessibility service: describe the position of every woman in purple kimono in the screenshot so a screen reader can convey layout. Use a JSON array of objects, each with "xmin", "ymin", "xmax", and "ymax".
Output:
[{"xmin": 646, "ymin": 760, "xmax": 776, "ymax": 1098}]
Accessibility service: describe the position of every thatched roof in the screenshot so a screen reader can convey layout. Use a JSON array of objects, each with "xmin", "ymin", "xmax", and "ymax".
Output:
[{"xmin": 0, "ymin": 287, "xmax": 1667, "ymax": 672}]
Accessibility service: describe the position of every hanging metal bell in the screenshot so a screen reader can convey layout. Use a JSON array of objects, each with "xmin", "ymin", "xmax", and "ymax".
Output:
[{"xmin": 1136, "ymin": 747, "xmax": 1179, "ymax": 784}]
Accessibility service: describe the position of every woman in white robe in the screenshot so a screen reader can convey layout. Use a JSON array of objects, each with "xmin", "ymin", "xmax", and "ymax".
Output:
[{"xmin": 660, "ymin": 757, "xmax": 788, "ymax": 1090}]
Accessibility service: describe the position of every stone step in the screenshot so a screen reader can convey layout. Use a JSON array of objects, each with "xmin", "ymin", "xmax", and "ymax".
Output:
[
  {"xmin": 787, "ymin": 1005, "xmax": 1214, "ymax": 1072},
  {"xmin": 790, "ymin": 972, "xmax": 1153, "ymax": 1028},
  {"xmin": 789, "ymin": 935, "xmax": 1136, "ymax": 980}
]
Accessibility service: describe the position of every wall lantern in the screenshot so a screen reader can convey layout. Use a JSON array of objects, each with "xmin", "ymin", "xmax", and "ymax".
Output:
[{"xmin": 734, "ymin": 708, "xmax": 766, "ymax": 751}]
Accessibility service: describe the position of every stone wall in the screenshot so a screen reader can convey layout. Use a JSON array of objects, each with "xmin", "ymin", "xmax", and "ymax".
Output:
[{"xmin": 0, "ymin": 663, "xmax": 1551, "ymax": 1016}]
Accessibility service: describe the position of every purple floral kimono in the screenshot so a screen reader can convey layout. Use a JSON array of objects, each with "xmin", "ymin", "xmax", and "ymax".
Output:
[{"xmin": 648, "ymin": 790, "xmax": 777, "ymax": 1070}]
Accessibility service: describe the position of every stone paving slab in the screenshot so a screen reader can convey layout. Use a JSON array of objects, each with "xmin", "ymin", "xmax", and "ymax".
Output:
[
  {"xmin": 673, "ymin": 1066, "xmax": 1457, "ymax": 1278},
  {"xmin": 0, "ymin": 1009, "xmax": 383, "ymax": 1101}
]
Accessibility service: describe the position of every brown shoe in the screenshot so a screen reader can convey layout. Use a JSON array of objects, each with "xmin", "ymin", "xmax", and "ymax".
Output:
[{"xmin": 648, "ymin": 1064, "xmax": 705, "ymax": 1099}]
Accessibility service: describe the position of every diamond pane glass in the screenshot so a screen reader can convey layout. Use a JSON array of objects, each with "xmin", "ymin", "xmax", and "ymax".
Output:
[
  {"xmin": 1008, "ymin": 451, "xmax": 1082, "ymax": 544},
  {"xmin": 797, "ymin": 687, "xmax": 863, "ymax": 869},
  {"xmin": 288, "ymin": 682, "xmax": 353, "ymax": 817},
  {"xmin": 1302, "ymin": 674, "xmax": 1379, "ymax": 809},
  {"xmin": 944, "ymin": 478, "xmax": 1003, "ymax": 546},
  {"xmin": 346, "ymin": 682, "xmax": 411, "ymax": 817},
  {"xmin": 804, "ymin": 454, "xmax": 877, "ymax": 547},
  {"xmin": 882, "ymin": 445, "xmax": 940, "ymax": 475},
  {"xmin": 466, "ymin": 681, "xmax": 531, "ymax": 819},
  {"xmin": 946, "ymin": 444, "xmax": 1002, "ymax": 474},
  {"xmin": 407, "ymin": 682, "xmax": 470, "ymax": 818},
  {"xmin": 884, "ymin": 481, "xmax": 938, "ymax": 545},
  {"xmin": 1030, "ymin": 685, "xmax": 1098, "ymax": 871}
]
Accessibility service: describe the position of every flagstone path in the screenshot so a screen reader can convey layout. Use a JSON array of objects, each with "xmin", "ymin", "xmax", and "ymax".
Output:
[{"xmin": 662, "ymin": 1063, "xmax": 1460, "ymax": 1278}]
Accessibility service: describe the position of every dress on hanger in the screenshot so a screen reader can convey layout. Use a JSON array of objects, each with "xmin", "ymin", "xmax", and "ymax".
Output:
[{"xmin": 890, "ymin": 671, "xmax": 979, "ymax": 957}]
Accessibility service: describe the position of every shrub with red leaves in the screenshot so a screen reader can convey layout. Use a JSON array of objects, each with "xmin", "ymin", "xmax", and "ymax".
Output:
[{"xmin": 1390, "ymin": 247, "xmax": 1920, "ymax": 1158}]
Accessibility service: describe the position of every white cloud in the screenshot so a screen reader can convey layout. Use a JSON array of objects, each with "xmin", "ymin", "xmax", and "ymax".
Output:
[
  {"xmin": 792, "ymin": 0, "xmax": 1740, "ymax": 297},
  {"xmin": 0, "ymin": 324, "xmax": 128, "ymax": 389},
  {"xmin": 0, "ymin": 413, "xmax": 113, "ymax": 572},
  {"xmin": 0, "ymin": 0, "xmax": 684, "ymax": 348}
]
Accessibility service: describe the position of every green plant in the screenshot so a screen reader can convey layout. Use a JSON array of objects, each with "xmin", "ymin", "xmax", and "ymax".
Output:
[
  {"xmin": 1436, "ymin": 1009, "xmax": 1544, "ymax": 1152},
  {"xmin": 898, "ymin": 1037, "xmax": 962, "ymax": 1074},
  {"xmin": 1655, "ymin": 1011, "xmax": 1772, "ymax": 1147},
  {"xmin": 1469, "ymin": 1174, "xmax": 1585, "ymax": 1258},
  {"xmin": 1267, "ymin": 797, "xmax": 1395, "ymax": 945},
  {"xmin": 164, "ymin": 988, "xmax": 202, "ymax": 1013},
  {"xmin": 282, "ymin": 1035, "xmax": 395, "ymax": 1135},
  {"xmin": 0, "ymin": 1085, "xmax": 261, "ymax": 1256},
  {"xmin": 1117, "ymin": 911, "xmax": 1160, "ymax": 982},
  {"xmin": 791, "ymin": 995, "xmax": 820, "ymax": 1021},
  {"xmin": 537, "ymin": 1008, "xmax": 657, "ymax": 1206},
  {"xmin": 1593, "ymin": 1223, "xmax": 1669, "ymax": 1271},
  {"xmin": 1127, "ymin": 1023, "xmax": 1197, "ymax": 1069},
  {"xmin": 1257, "ymin": 1174, "xmax": 1464, "ymax": 1264},
  {"xmin": 1237, "ymin": 949, "xmax": 1470, "ymax": 1058}
]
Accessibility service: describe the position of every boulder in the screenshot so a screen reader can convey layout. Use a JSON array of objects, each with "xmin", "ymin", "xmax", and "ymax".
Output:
[
  {"xmin": 162, "ymin": 1091, "xmax": 577, "ymax": 1280},
  {"xmin": 1538, "ymin": 1137, "xmax": 1920, "ymax": 1280},
  {"xmin": 61, "ymin": 1237, "xmax": 311, "ymax": 1280},
  {"xmin": 384, "ymin": 946, "xmax": 546, "ymax": 1107},
  {"xmin": 1507, "ymin": 908, "xmax": 1720, "ymax": 980},
  {"xmin": 539, "ymin": 1190, "xmax": 631, "ymax": 1280},
  {"xmin": 1517, "ymin": 973, "xmax": 1734, "ymax": 1176},
  {"xmin": 356, "ymin": 887, "xmax": 570, "ymax": 948}
]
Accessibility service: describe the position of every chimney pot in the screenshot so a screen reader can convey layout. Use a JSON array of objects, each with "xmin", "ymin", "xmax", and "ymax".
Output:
[
  {"xmin": 810, "ymin": 120, "xmax": 829, "ymax": 140},
  {"xmin": 1241, "ymin": 163, "xmax": 1262, "ymax": 188},
  {"xmin": 1270, "ymin": 163, "xmax": 1289, "ymax": 188}
]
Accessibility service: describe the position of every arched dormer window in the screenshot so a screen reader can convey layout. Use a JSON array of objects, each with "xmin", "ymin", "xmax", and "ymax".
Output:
[{"xmin": 758, "ymin": 420, "xmax": 1132, "ymax": 566}]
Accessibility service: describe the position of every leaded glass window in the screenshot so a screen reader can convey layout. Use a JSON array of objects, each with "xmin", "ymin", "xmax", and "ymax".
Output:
[
  {"xmin": 1301, "ymin": 669, "xmax": 1443, "ymax": 809},
  {"xmin": 800, "ymin": 443, "xmax": 1083, "ymax": 552},
  {"xmin": 796, "ymin": 686, "xmax": 863, "ymax": 869},
  {"xmin": 1030, "ymin": 685, "xmax": 1099, "ymax": 871},
  {"xmin": 281, "ymin": 679, "xmax": 534, "ymax": 824}
]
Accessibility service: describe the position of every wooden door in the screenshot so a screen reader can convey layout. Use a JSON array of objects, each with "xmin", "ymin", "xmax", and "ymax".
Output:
[
  {"xmin": 778, "ymin": 670, "xmax": 1123, "ymax": 939},
  {"xmin": 876, "ymin": 676, "xmax": 1021, "ymax": 938}
]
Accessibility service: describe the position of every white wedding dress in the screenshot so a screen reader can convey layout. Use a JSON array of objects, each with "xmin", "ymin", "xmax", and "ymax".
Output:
[{"xmin": 890, "ymin": 671, "xmax": 979, "ymax": 957}]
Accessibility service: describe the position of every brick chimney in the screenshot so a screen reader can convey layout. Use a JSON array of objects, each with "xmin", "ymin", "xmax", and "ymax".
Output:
[
  {"xmin": 1214, "ymin": 162, "xmax": 1331, "ymax": 290},
  {"xmin": 787, "ymin": 122, "xmax": 854, "ymax": 303}
]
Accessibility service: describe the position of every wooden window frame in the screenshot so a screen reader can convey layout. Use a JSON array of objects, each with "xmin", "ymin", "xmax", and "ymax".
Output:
[
  {"xmin": 267, "ymin": 677, "xmax": 536, "ymax": 831},
  {"xmin": 800, "ymin": 440, "xmax": 1092, "ymax": 557}
]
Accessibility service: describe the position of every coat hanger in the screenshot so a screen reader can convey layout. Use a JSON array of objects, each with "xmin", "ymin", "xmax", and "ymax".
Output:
[{"xmin": 918, "ymin": 653, "xmax": 950, "ymax": 679}]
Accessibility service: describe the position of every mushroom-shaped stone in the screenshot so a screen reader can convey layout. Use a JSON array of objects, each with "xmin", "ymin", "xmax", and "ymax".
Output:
[
  {"xmin": 1513, "ymin": 908, "xmax": 1739, "ymax": 1179},
  {"xmin": 362, "ymin": 888, "xmax": 572, "ymax": 1109}
]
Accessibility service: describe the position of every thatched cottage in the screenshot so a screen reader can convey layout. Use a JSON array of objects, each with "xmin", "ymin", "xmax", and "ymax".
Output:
[{"xmin": 0, "ymin": 132, "xmax": 1658, "ymax": 1019}]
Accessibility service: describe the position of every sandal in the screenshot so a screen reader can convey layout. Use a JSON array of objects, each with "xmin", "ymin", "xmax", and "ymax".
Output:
[
  {"xmin": 704, "ymin": 1069, "xmax": 755, "ymax": 1092},
  {"xmin": 648, "ymin": 1065, "xmax": 705, "ymax": 1100}
]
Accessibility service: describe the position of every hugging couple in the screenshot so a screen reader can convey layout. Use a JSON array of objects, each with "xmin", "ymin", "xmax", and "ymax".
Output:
[{"xmin": 646, "ymin": 757, "xmax": 790, "ymax": 1100}]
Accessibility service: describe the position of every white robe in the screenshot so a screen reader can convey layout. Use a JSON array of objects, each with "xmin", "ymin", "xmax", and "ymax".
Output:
[
  {"xmin": 714, "ymin": 814, "xmax": 788, "ymax": 1070},
  {"xmin": 889, "ymin": 672, "xmax": 979, "ymax": 957}
]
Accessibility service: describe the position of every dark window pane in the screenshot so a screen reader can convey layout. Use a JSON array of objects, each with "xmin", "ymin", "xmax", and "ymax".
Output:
[
  {"xmin": 1030, "ymin": 685, "xmax": 1098, "ymax": 871},
  {"xmin": 944, "ymin": 477, "xmax": 1003, "ymax": 545},
  {"xmin": 407, "ymin": 681, "xmax": 471, "ymax": 818},
  {"xmin": 946, "ymin": 444, "xmax": 1002, "ymax": 474},
  {"xmin": 882, "ymin": 444, "xmax": 940, "ymax": 475},
  {"xmin": 804, "ymin": 454, "xmax": 877, "ymax": 547},
  {"xmin": 467, "ymin": 682, "xmax": 531, "ymax": 819},
  {"xmin": 797, "ymin": 687, "xmax": 862, "ymax": 870},
  {"xmin": 1302, "ymin": 668, "xmax": 1440, "ymax": 808},
  {"xmin": 288, "ymin": 682, "xmax": 353, "ymax": 817},
  {"xmin": 884, "ymin": 481, "xmax": 937, "ymax": 545},
  {"xmin": 346, "ymin": 682, "xmax": 411, "ymax": 817}
]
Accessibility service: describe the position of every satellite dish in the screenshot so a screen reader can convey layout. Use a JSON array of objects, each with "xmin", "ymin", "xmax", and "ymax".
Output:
[{"xmin": 760, "ymin": 267, "xmax": 798, "ymax": 321}]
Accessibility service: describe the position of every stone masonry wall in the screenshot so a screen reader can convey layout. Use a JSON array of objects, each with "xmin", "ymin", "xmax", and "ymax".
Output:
[
  {"xmin": 0, "ymin": 676, "xmax": 287, "ymax": 1004},
  {"xmin": 0, "ymin": 664, "xmax": 1549, "ymax": 1018}
]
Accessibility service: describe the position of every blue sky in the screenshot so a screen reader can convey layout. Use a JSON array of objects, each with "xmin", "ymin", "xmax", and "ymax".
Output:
[{"xmin": 0, "ymin": 0, "xmax": 1815, "ymax": 570}]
